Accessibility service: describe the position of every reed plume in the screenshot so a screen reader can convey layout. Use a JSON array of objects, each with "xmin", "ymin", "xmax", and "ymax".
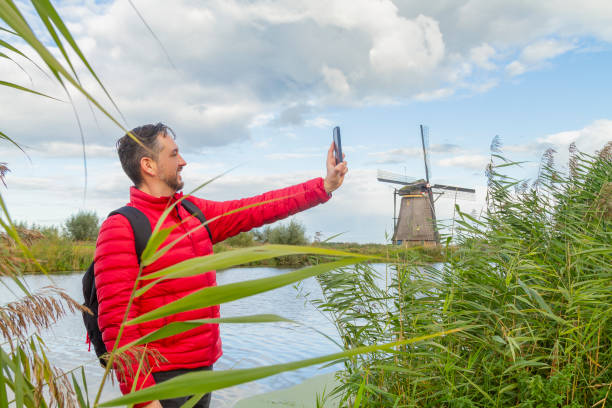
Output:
[
  {"xmin": 110, "ymin": 345, "xmax": 168, "ymax": 387},
  {"xmin": 0, "ymin": 286, "xmax": 86, "ymax": 348},
  {"xmin": 0, "ymin": 162, "xmax": 8, "ymax": 187}
]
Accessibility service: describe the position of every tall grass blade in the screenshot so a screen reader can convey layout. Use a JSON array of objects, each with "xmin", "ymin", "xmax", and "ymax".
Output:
[
  {"xmin": 32, "ymin": 0, "xmax": 127, "ymax": 124},
  {"xmin": 127, "ymin": 0, "xmax": 176, "ymax": 69},
  {"xmin": 0, "ymin": 80, "xmax": 62, "ymax": 100},
  {"xmin": 129, "ymin": 258, "xmax": 365, "ymax": 324},
  {"xmin": 0, "ymin": 129, "xmax": 29, "ymax": 157},
  {"xmin": 141, "ymin": 244, "xmax": 369, "ymax": 281},
  {"xmin": 0, "ymin": 350, "xmax": 7, "ymax": 407},
  {"xmin": 353, "ymin": 377, "xmax": 366, "ymax": 408},
  {"xmin": 118, "ymin": 314, "xmax": 293, "ymax": 351},
  {"xmin": 180, "ymin": 394, "xmax": 203, "ymax": 408}
]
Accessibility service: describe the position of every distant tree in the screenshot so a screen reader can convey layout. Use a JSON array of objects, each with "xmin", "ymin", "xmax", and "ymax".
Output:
[
  {"xmin": 254, "ymin": 219, "xmax": 308, "ymax": 245},
  {"xmin": 252, "ymin": 227, "xmax": 268, "ymax": 243},
  {"xmin": 64, "ymin": 211, "xmax": 99, "ymax": 241},
  {"xmin": 223, "ymin": 231, "xmax": 255, "ymax": 247}
]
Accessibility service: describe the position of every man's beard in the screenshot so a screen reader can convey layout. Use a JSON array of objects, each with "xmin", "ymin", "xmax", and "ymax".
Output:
[{"xmin": 161, "ymin": 172, "xmax": 184, "ymax": 192}]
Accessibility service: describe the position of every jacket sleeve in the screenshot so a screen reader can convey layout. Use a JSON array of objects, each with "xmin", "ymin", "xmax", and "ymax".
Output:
[
  {"xmin": 94, "ymin": 214, "xmax": 156, "ymax": 403},
  {"xmin": 191, "ymin": 177, "xmax": 331, "ymax": 244}
]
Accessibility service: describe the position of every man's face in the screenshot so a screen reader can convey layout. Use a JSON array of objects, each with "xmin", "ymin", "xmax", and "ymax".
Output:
[{"xmin": 155, "ymin": 133, "xmax": 186, "ymax": 192}]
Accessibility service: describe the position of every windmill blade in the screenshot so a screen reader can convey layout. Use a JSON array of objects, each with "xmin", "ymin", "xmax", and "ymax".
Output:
[
  {"xmin": 433, "ymin": 189, "xmax": 476, "ymax": 201},
  {"xmin": 432, "ymin": 184, "xmax": 476, "ymax": 201},
  {"xmin": 431, "ymin": 184, "xmax": 475, "ymax": 194},
  {"xmin": 377, "ymin": 169, "xmax": 419, "ymax": 186},
  {"xmin": 420, "ymin": 125, "xmax": 432, "ymax": 183}
]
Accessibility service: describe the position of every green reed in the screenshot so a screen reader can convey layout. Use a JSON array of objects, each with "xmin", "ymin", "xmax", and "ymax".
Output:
[{"xmin": 314, "ymin": 144, "xmax": 611, "ymax": 407}]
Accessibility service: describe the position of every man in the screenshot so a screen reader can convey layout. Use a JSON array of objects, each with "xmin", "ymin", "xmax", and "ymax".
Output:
[{"xmin": 94, "ymin": 123, "xmax": 347, "ymax": 408}]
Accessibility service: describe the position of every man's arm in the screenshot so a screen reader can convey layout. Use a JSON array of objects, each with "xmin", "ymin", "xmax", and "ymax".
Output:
[
  {"xmin": 192, "ymin": 177, "xmax": 330, "ymax": 244},
  {"xmin": 192, "ymin": 142, "xmax": 348, "ymax": 244},
  {"xmin": 94, "ymin": 215, "xmax": 157, "ymax": 405}
]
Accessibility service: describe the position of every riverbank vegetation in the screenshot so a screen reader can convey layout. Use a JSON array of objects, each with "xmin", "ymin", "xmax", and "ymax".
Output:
[
  {"xmin": 2, "ymin": 216, "xmax": 445, "ymax": 272},
  {"xmin": 313, "ymin": 144, "xmax": 612, "ymax": 407}
]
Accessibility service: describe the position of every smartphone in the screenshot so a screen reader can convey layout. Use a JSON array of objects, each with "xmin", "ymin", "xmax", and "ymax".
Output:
[{"xmin": 333, "ymin": 126, "xmax": 343, "ymax": 165}]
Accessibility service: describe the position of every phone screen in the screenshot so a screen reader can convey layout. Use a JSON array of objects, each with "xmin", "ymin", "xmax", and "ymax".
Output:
[{"xmin": 333, "ymin": 126, "xmax": 343, "ymax": 165}]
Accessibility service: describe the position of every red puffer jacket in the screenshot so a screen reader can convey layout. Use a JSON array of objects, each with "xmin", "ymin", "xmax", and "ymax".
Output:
[{"xmin": 94, "ymin": 178, "xmax": 330, "ymax": 400}]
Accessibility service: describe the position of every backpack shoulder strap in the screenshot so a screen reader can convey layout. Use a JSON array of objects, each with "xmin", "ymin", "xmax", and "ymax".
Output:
[
  {"xmin": 181, "ymin": 198, "xmax": 213, "ymax": 241},
  {"xmin": 108, "ymin": 206, "xmax": 152, "ymax": 262}
]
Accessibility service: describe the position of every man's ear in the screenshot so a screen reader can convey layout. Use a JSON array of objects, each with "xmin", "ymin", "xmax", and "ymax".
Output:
[{"xmin": 140, "ymin": 156, "xmax": 157, "ymax": 178}]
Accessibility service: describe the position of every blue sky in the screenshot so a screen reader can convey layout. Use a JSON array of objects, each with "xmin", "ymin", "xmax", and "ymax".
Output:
[{"xmin": 1, "ymin": 0, "xmax": 611, "ymax": 243}]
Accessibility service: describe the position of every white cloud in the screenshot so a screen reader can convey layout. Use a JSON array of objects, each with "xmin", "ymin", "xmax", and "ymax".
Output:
[
  {"xmin": 7, "ymin": 176, "xmax": 60, "ymax": 191},
  {"xmin": 470, "ymin": 43, "xmax": 496, "ymax": 70},
  {"xmin": 253, "ymin": 137, "xmax": 272, "ymax": 148},
  {"xmin": 507, "ymin": 39, "xmax": 576, "ymax": 76},
  {"xmin": 504, "ymin": 143, "xmax": 538, "ymax": 153},
  {"xmin": 505, "ymin": 119, "xmax": 612, "ymax": 156},
  {"xmin": 368, "ymin": 147, "xmax": 422, "ymax": 164},
  {"xmin": 368, "ymin": 14, "xmax": 445, "ymax": 76},
  {"xmin": 505, "ymin": 60, "xmax": 527, "ymax": 77},
  {"xmin": 304, "ymin": 117, "xmax": 333, "ymax": 129},
  {"xmin": 414, "ymin": 87, "xmax": 454, "ymax": 101},
  {"xmin": 537, "ymin": 119, "xmax": 612, "ymax": 153},
  {"xmin": 429, "ymin": 144, "xmax": 465, "ymax": 154},
  {"xmin": 264, "ymin": 152, "xmax": 322, "ymax": 160},
  {"xmin": 31, "ymin": 142, "xmax": 115, "ymax": 158},
  {"xmin": 248, "ymin": 113, "xmax": 274, "ymax": 129},
  {"xmin": 321, "ymin": 65, "xmax": 350, "ymax": 96},
  {"xmin": 520, "ymin": 39, "xmax": 576, "ymax": 64},
  {"xmin": 437, "ymin": 155, "xmax": 489, "ymax": 170}
]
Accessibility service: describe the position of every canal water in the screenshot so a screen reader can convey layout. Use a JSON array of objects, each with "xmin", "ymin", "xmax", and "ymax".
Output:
[{"xmin": 1, "ymin": 265, "xmax": 377, "ymax": 407}]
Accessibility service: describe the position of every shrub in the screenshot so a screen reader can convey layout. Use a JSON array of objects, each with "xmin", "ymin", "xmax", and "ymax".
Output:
[
  {"xmin": 254, "ymin": 218, "xmax": 308, "ymax": 245},
  {"xmin": 223, "ymin": 231, "xmax": 256, "ymax": 247},
  {"xmin": 64, "ymin": 210, "xmax": 99, "ymax": 241}
]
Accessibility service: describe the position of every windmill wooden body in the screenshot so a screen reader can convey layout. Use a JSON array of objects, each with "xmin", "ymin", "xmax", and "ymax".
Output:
[{"xmin": 377, "ymin": 125, "xmax": 476, "ymax": 246}]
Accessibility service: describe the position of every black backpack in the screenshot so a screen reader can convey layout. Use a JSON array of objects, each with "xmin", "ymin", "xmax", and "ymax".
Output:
[{"xmin": 82, "ymin": 199, "xmax": 212, "ymax": 367}]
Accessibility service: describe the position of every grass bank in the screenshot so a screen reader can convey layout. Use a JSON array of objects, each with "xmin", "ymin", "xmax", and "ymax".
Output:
[
  {"xmin": 213, "ymin": 240, "xmax": 445, "ymax": 267},
  {"xmin": 0, "ymin": 236, "xmax": 445, "ymax": 274},
  {"xmin": 0, "ymin": 235, "xmax": 94, "ymax": 273}
]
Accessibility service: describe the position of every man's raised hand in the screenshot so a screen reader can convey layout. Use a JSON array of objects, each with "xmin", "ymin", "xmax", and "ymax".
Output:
[{"xmin": 324, "ymin": 142, "xmax": 348, "ymax": 194}]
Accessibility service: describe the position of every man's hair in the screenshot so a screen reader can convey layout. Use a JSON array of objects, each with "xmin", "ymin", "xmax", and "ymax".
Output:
[{"xmin": 116, "ymin": 123, "xmax": 175, "ymax": 187}]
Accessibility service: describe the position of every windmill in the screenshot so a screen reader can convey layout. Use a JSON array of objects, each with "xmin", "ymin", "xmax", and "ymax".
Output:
[{"xmin": 377, "ymin": 125, "xmax": 476, "ymax": 246}]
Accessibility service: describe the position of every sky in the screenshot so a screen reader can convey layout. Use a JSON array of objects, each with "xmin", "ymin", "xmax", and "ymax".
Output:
[{"xmin": 1, "ymin": 0, "xmax": 611, "ymax": 243}]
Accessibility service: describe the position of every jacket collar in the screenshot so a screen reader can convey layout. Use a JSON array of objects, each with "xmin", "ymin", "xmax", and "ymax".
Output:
[{"xmin": 129, "ymin": 186, "xmax": 184, "ymax": 211}]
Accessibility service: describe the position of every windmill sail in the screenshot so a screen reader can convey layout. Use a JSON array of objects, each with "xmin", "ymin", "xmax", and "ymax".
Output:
[
  {"xmin": 376, "ymin": 169, "xmax": 419, "ymax": 186},
  {"xmin": 431, "ymin": 184, "xmax": 477, "ymax": 201},
  {"xmin": 431, "ymin": 184, "xmax": 475, "ymax": 193},
  {"xmin": 420, "ymin": 125, "xmax": 431, "ymax": 183}
]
